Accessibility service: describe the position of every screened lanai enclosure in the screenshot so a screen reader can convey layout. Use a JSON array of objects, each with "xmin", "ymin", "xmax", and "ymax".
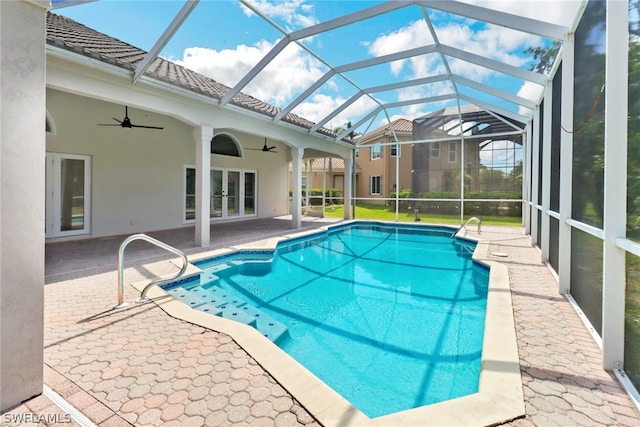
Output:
[
  {"xmin": 346, "ymin": 106, "xmax": 524, "ymax": 221},
  {"xmin": 2, "ymin": 0, "xmax": 640, "ymax": 416}
]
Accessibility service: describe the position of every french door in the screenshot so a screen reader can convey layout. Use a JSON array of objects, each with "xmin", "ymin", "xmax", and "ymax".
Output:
[
  {"xmin": 185, "ymin": 167, "xmax": 256, "ymax": 221},
  {"xmin": 211, "ymin": 169, "xmax": 256, "ymax": 219},
  {"xmin": 45, "ymin": 153, "xmax": 91, "ymax": 238}
]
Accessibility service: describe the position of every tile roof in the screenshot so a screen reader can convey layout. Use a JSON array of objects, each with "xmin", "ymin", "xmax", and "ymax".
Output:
[
  {"xmin": 309, "ymin": 157, "xmax": 345, "ymax": 170},
  {"xmin": 355, "ymin": 118, "xmax": 413, "ymax": 145},
  {"xmin": 45, "ymin": 13, "xmax": 337, "ymax": 139},
  {"xmin": 288, "ymin": 157, "xmax": 364, "ymax": 172}
]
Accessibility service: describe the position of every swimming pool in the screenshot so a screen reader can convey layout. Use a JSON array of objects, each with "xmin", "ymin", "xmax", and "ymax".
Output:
[{"xmin": 164, "ymin": 222, "xmax": 490, "ymax": 417}]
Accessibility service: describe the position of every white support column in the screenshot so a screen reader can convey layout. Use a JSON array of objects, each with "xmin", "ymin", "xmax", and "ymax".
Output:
[
  {"xmin": 524, "ymin": 124, "xmax": 533, "ymax": 234},
  {"xmin": 531, "ymin": 106, "xmax": 541, "ymax": 246},
  {"xmin": 194, "ymin": 125, "xmax": 213, "ymax": 247},
  {"xmin": 601, "ymin": 0, "xmax": 628, "ymax": 370},
  {"xmin": 558, "ymin": 33, "xmax": 575, "ymax": 294},
  {"xmin": 541, "ymin": 82, "xmax": 553, "ymax": 261},
  {"xmin": 305, "ymin": 160, "xmax": 310, "ymax": 208},
  {"xmin": 344, "ymin": 151, "xmax": 353, "ymax": 220},
  {"xmin": 291, "ymin": 146, "xmax": 303, "ymax": 229},
  {"xmin": 322, "ymin": 158, "xmax": 327, "ymax": 216},
  {"xmin": 0, "ymin": 0, "xmax": 47, "ymax": 411}
]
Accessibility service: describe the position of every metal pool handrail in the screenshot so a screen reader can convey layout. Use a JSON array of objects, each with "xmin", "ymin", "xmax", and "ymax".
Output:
[
  {"xmin": 451, "ymin": 216, "xmax": 482, "ymax": 237},
  {"xmin": 115, "ymin": 233, "xmax": 189, "ymax": 308}
]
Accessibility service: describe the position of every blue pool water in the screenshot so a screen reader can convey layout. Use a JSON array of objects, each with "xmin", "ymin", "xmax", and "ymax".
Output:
[{"xmin": 167, "ymin": 222, "xmax": 489, "ymax": 417}]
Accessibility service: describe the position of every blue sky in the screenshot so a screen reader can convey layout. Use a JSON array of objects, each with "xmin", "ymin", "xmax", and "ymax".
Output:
[{"xmin": 56, "ymin": 0, "xmax": 582, "ymax": 132}]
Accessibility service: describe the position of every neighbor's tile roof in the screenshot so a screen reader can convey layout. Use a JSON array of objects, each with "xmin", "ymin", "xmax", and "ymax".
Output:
[
  {"xmin": 288, "ymin": 157, "xmax": 362, "ymax": 173},
  {"xmin": 45, "ymin": 13, "xmax": 336, "ymax": 138},
  {"xmin": 309, "ymin": 157, "xmax": 345, "ymax": 170},
  {"xmin": 355, "ymin": 118, "xmax": 413, "ymax": 145}
]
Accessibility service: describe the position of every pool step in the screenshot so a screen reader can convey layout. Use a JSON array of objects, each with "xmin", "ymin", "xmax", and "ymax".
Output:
[
  {"xmin": 167, "ymin": 285, "xmax": 255, "ymax": 326},
  {"xmin": 169, "ymin": 284, "xmax": 288, "ymax": 343},
  {"xmin": 167, "ymin": 287, "xmax": 205, "ymax": 308},
  {"xmin": 196, "ymin": 285, "xmax": 288, "ymax": 344},
  {"xmin": 236, "ymin": 302, "xmax": 289, "ymax": 344}
]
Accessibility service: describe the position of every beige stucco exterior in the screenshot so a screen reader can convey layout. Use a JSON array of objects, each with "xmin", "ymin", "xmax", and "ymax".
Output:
[
  {"xmin": 355, "ymin": 121, "xmax": 414, "ymax": 204},
  {"xmin": 43, "ymin": 44, "xmax": 353, "ymax": 241},
  {"xmin": 0, "ymin": 0, "xmax": 48, "ymax": 411},
  {"xmin": 46, "ymin": 89, "xmax": 298, "ymax": 238}
]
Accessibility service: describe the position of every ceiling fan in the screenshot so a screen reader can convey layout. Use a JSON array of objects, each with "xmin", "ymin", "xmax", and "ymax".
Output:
[
  {"xmin": 97, "ymin": 106, "xmax": 164, "ymax": 130},
  {"xmin": 247, "ymin": 138, "xmax": 277, "ymax": 153}
]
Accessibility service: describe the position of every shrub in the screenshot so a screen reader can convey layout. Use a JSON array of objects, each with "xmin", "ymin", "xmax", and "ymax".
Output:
[
  {"xmin": 290, "ymin": 188, "xmax": 343, "ymax": 206},
  {"xmin": 387, "ymin": 190, "xmax": 522, "ymax": 216}
]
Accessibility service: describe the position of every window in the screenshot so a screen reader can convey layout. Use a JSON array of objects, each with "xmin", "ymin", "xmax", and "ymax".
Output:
[
  {"xmin": 449, "ymin": 142, "xmax": 457, "ymax": 162},
  {"xmin": 370, "ymin": 175, "xmax": 382, "ymax": 195},
  {"xmin": 430, "ymin": 142, "xmax": 440, "ymax": 158},
  {"xmin": 371, "ymin": 145, "xmax": 382, "ymax": 160},
  {"xmin": 211, "ymin": 133, "xmax": 241, "ymax": 157},
  {"xmin": 355, "ymin": 148, "xmax": 359, "ymax": 158},
  {"xmin": 391, "ymin": 143, "xmax": 400, "ymax": 157}
]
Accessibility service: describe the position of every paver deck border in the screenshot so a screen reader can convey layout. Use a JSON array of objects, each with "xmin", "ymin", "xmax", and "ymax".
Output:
[{"xmin": 133, "ymin": 220, "xmax": 525, "ymax": 427}]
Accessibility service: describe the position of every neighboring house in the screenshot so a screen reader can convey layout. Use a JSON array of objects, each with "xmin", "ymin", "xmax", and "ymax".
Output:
[
  {"xmin": 355, "ymin": 107, "xmax": 522, "ymax": 204},
  {"xmin": 412, "ymin": 106, "xmax": 523, "ymax": 195},
  {"xmin": 288, "ymin": 157, "xmax": 362, "ymax": 204},
  {"xmin": 354, "ymin": 118, "xmax": 413, "ymax": 204},
  {"xmin": 44, "ymin": 13, "xmax": 353, "ymax": 245}
]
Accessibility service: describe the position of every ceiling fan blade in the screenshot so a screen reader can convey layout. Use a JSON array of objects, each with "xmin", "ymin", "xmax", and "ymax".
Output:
[
  {"xmin": 267, "ymin": 146, "xmax": 277, "ymax": 151},
  {"xmin": 97, "ymin": 106, "xmax": 164, "ymax": 129},
  {"xmin": 246, "ymin": 147, "xmax": 276, "ymax": 153},
  {"xmin": 131, "ymin": 124, "xmax": 164, "ymax": 130}
]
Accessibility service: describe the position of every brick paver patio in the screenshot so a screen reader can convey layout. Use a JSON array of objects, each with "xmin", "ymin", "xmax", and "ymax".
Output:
[{"xmin": 2, "ymin": 218, "xmax": 639, "ymax": 426}]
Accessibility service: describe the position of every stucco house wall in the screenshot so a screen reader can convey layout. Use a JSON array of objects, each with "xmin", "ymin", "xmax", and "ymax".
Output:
[{"xmin": 46, "ymin": 89, "xmax": 291, "ymax": 239}]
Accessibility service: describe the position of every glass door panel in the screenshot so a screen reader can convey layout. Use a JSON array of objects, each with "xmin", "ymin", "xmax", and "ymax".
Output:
[
  {"xmin": 46, "ymin": 153, "xmax": 91, "ymax": 238},
  {"xmin": 226, "ymin": 171, "xmax": 240, "ymax": 217},
  {"xmin": 210, "ymin": 170, "xmax": 223, "ymax": 218},
  {"xmin": 185, "ymin": 168, "xmax": 196, "ymax": 221},
  {"xmin": 244, "ymin": 172, "xmax": 256, "ymax": 215},
  {"xmin": 60, "ymin": 158, "xmax": 85, "ymax": 231}
]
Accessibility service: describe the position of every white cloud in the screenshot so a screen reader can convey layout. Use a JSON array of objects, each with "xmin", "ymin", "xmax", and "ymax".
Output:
[
  {"xmin": 293, "ymin": 94, "xmax": 378, "ymax": 129},
  {"xmin": 240, "ymin": 0, "xmax": 318, "ymax": 29},
  {"xmin": 459, "ymin": 0, "xmax": 582, "ymax": 26},
  {"xmin": 173, "ymin": 1, "xmax": 328, "ymax": 108},
  {"xmin": 516, "ymin": 81, "xmax": 544, "ymax": 115},
  {"xmin": 366, "ymin": 20, "xmax": 433, "ymax": 76},
  {"xmin": 479, "ymin": 140, "xmax": 522, "ymax": 168},
  {"xmin": 173, "ymin": 0, "xmax": 581, "ymax": 130},
  {"xmin": 176, "ymin": 41, "xmax": 326, "ymax": 106},
  {"xmin": 363, "ymin": 12, "xmax": 553, "ymax": 121},
  {"xmin": 365, "ymin": 18, "xmax": 540, "ymax": 79}
]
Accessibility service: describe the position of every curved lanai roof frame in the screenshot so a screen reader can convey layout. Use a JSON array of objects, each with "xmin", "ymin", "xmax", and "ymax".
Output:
[{"xmin": 51, "ymin": 0, "xmax": 585, "ymax": 147}]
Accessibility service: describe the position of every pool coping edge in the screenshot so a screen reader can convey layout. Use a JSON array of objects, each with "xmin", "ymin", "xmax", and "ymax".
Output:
[{"xmin": 132, "ymin": 221, "xmax": 525, "ymax": 427}]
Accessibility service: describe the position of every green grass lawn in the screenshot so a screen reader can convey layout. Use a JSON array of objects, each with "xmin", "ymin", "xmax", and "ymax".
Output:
[
  {"xmin": 625, "ymin": 252, "xmax": 640, "ymax": 391},
  {"xmin": 323, "ymin": 202, "xmax": 522, "ymax": 226}
]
